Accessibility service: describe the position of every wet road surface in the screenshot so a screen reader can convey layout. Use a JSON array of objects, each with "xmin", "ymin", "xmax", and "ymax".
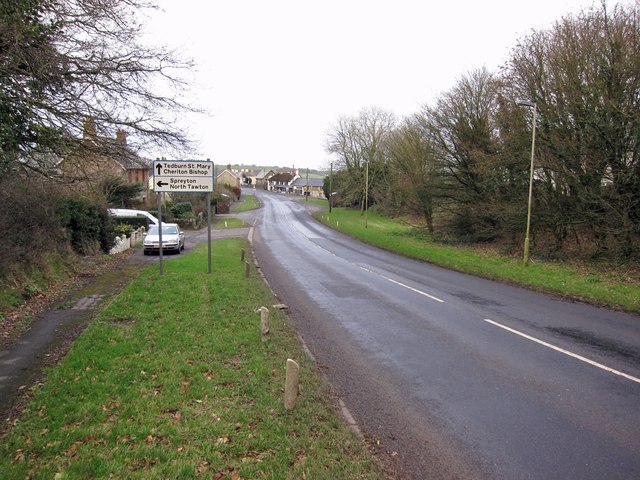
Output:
[{"xmin": 251, "ymin": 190, "xmax": 640, "ymax": 480}]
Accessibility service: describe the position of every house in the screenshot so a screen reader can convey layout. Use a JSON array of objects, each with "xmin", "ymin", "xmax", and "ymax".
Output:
[
  {"xmin": 266, "ymin": 171, "xmax": 300, "ymax": 193},
  {"xmin": 230, "ymin": 167, "xmax": 259, "ymax": 186},
  {"xmin": 216, "ymin": 165, "xmax": 242, "ymax": 190},
  {"xmin": 56, "ymin": 117, "xmax": 151, "ymax": 203},
  {"xmin": 242, "ymin": 170, "xmax": 259, "ymax": 186},
  {"xmin": 255, "ymin": 169, "xmax": 276, "ymax": 188},
  {"xmin": 291, "ymin": 177, "xmax": 325, "ymax": 198}
]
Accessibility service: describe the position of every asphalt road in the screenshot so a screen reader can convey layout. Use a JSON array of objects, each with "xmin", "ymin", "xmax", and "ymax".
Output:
[{"xmin": 251, "ymin": 190, "xmax": 640, "ymax": 480}]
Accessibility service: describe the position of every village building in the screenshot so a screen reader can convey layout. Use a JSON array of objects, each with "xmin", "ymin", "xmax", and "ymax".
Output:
[
  {"xmin": 290, "ymin": 177, "xmax": 325, "ymax": 198},
  {"xmin": 266, "ymin": 170, "xmax": 299, "ymax": 193},
  {"xmin": 55, "ymin": 117, "xmax": 151, "ymax": 204}
]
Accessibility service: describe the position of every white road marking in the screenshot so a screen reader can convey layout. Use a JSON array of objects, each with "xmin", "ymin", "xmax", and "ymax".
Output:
[
  {"xmin": 484, "ymin": 318, "xmax": 640, "ymax": 384},
  {"xmin": 283, "ymin": 203, "xmax": 444, "ymax": 304},
  {"xmin": 358, "ymin": 265, "xmax": 444, "ymax": 303},
  {"xmin": 268, "ymin": 199, "xmax": 640, "ymax": 384}
]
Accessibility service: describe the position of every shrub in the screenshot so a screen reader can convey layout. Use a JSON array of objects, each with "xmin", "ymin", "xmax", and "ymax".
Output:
[
  {"xmin": 114, "ymin": 223, "xmax": 134, "ymax": 237},
  {"xmin": 58, "ymin": 196, "xmax": 115, "ymax": 255},
  {"xmin": 0, "ymin": 174, "xmax": 68, "ymax": 282},
  {"xmin": 110, "ymin": 216, "xmax": 147, "ymax": 230},
  {"xmin": 169, "ymin": 202, "xmax": 193, "ymax": 217}
]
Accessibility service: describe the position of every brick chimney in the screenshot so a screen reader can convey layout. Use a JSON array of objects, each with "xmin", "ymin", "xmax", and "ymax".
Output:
[
  {"xmin": 116, "ymin": 129, "xmax": 127, "ymax": 144},
  {"xmin": 83, "ymin": 116, "xmax": 96, "ymax": 138}
]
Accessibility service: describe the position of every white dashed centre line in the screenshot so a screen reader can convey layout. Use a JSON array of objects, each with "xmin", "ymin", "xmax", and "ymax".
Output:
[
  {"xmin": 358, "ymin": 265, "xmax": 444, "ymax": 303},
  {"xmin": 289, "ymin": 215, "xmax": 445, "ymax": 304}
]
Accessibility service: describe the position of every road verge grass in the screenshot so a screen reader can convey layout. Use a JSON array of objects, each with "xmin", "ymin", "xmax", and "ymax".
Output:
[
  {"xmin": 231, "ymin": 193, "xmax": 260, "ymax": 213},
  {"xmin": 0, "ymin": 239, "xmax": 383, "ymax": 479},
  {"xmin": 316, "ymin": 208, "xmax": 640, "ymax": 313},
  {"xmin": 215, "ymin": 218, "xmax": 246, "ymax": 229}
]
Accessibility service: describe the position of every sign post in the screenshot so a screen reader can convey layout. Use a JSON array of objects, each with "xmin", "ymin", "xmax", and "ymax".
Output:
[
  {"xmin": 153, "ymin": 160, "xmax": 214, "ymax": 193},
  {"xmin": 157, "ymin": 189, "xmax": 163, "ymax": 275},
  {"xmin": 152, "ymin": 160, "xmax": 215, "ymax": 273}
]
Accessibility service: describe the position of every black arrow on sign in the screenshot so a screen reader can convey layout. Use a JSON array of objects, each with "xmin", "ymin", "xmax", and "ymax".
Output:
[
  {"xmin": 156, "ymin": 180, "xmax": 168, "ymax": 187},
  {"xmin": 156, "ymin": 163, "xmax": 163, "ymax": 175}
]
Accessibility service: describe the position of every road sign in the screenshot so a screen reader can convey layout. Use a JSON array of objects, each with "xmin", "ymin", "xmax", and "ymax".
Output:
[{"xmin": 153, "ymin": 160, "xmax": 214, "ymax": 193}]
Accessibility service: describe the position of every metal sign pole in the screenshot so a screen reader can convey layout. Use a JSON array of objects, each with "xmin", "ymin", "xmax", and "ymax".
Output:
[
  {"xmin": 152, "ymin": 159, "xmax": 214, "ymax": 275},
  {"xmin": 157, "ymin": 191, "xmax": 164, "ymax": 275},
  {"xmin": 207, "ymin": 191, "xmax": 212, "ymax": 274}
]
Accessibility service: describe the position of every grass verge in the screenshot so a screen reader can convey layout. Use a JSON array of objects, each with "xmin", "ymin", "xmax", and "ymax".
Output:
[
  {"xmin": 316, "ymin": 208, "xmax": 640, "ymax": 313},
  {"xmin": 299, "ymin": 197, "xmax": 328, "ymax": 208},
  {"xmin": 215, "ymin": 218, "xmax": 247, "ymax": 229},
  {"xmin": 0, "ymin": 239, "xmax": 383, "ymax": 479},
  {"xmin": 231, "ymin": 194, "xmax": 260, "ymax": 213}
]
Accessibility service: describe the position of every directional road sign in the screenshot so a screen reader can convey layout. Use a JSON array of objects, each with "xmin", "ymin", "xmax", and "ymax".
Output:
[{"xmin": 153, "ymin": 160, "xmax": 214, "ymax": 193}]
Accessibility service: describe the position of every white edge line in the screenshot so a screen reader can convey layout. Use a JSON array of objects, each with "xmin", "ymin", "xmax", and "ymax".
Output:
[{"xmin": 484, "ymin": 318, "xmax": 640, "ymax": 384}]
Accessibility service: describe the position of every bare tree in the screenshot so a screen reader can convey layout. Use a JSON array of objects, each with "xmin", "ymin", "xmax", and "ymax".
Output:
[
  {"xmin": 505, "ymin": 1, "xmax": 640, "ymax": 256},
  {"xmin": 383, "ymin": 116, "xmax": 441, "ymax": 233},
  {"xmin": 325, "ymin": 116, "xmax": 364, "ymax": 173},
  {"xmin": 325, "ymin": 107, "xmax": 396, "ymax": 210},
  {"xmin": 0, "ymin": 0, "xmax": 198, "ymax": 175},
  {"xmin": 418, "ymin": 68, "xmax": 504, "ymax": 240}
]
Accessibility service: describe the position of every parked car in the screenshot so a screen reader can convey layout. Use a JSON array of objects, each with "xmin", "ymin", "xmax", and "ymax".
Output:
[{"xmin": 143, "ymin": 223, "xmax": 185, "ymax": 255}]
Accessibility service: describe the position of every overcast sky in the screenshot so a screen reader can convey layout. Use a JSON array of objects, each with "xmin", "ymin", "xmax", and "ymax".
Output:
[{"xmin": 144, "ymin": 0, "xmax": 599, "ymax": 171}]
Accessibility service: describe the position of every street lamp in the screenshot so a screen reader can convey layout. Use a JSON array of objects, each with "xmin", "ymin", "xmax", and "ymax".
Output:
[{"xmin": 517, "ymin": 99, "xmax": 537, "ymax": 266}]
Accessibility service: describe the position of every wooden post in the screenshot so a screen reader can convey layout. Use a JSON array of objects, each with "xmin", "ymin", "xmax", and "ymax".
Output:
[
  {"xmin": 285, "ymin": 359, "xmax": 299, "ymax": 411},
  {"xmin": 241, "ymin": 248, "xmax": 245, "ymax": 262},
  {"xmin": 259, "ymin": 307, "xmax": 270, "ymax": 342},
  {"xmin": 245, "ymin": 261, "xmax": 250, "ymax": 277}
]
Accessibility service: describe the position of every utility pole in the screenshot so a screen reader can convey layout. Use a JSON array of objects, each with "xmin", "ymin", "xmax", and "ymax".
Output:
[
  {"xmin": 364, "ymin": 160, "xmax": 369, "ymax": 228},
  {"xmin": 329, "ymin": 162, "xmax": 333, "ymax": 213}
]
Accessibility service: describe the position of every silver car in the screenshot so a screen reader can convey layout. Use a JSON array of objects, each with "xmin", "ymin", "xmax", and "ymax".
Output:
[{"xmin": 143, "ymin": 223, "xmax": 185, "ymax": 255}]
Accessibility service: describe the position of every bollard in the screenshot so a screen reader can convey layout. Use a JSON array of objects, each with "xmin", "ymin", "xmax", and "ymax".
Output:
[
  {"xmin": 241, "ymin": 248, "xmax": 245, "ymax": 262},
  {"xmin": 245, "ymin": 261, "xmax": 250, "ymax": 278},
  {"xmin": 259, "ymin": 307, "xmax": 270, "ymax": 342},
  {"xmin": 337, "ymin": 220, "xmax": 339, "ymax": 228},
  {"xmin": 284, "ymin": 359, "xmax": 299, "ymax": 411}
]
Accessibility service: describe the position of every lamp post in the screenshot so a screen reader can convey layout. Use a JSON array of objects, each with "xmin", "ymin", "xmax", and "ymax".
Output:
[{"xmin": 517, "ymin": 99, "xmax": 537, "ymax": 266}]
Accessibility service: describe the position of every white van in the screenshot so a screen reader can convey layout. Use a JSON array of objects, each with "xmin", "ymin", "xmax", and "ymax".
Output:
[{"xmin": 108, "ymin": 209, "xmax": 159, "ymax": 225}]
